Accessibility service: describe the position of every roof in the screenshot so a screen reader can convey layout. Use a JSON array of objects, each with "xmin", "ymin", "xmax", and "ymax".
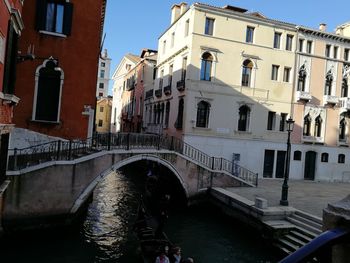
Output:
[{"xmin": 125, "ymin": 53, "xmax": 141, "ymax": 64}]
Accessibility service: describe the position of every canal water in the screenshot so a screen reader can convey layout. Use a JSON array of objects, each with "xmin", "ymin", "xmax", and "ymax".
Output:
[{"xmin": 0, "ymin": 167, "xmax": 281, "ymax": 263}]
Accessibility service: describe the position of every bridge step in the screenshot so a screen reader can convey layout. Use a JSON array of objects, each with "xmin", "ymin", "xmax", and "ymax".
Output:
[{"xmin": 286, "ymin": 217, "xmax": 322, "ymax": 236}]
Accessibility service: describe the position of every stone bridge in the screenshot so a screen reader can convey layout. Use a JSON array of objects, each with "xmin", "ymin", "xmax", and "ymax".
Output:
[{"xmin": 2, "ymin": 133, "xmax": 257, "ymax": 230}]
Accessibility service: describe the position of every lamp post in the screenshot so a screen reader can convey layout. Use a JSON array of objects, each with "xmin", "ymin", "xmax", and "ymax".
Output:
[{"xmin": 280, "ymin": 117, "xmax": 295, "ymax": 206}]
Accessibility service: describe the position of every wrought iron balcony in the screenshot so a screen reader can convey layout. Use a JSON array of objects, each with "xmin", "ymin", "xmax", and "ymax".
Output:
[
  {"xmin": 145, "ymin": 89, "xmax": 153, "ymax": 100},
  {"xmin": 163, "ymin": 85, "xmax": 172, "ymax": 95},
  {"xmin": 176, "ymin": 80, "xmax": 185, "ymax": 91},
  {"xmin": 296, "ymin": 90, "xmax": 312, "ymax": 101},
  {"xmin": 323, "ymin": 95, "xmax": 338, "ymax": 105},
  {"xmin": 155, "ymin": 89, "xmax": 162, "ymax": 98},
  {"xmin": 339, "ymin": 98, "xmax": 350, "ymax": 110}
]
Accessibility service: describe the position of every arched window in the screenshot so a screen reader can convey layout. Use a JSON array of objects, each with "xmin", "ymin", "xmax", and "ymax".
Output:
[
  {"xmin": 297, "ymin": 65, "xmax": 307, "ymax": 91},
  {"xmin": 200, "ymin": 52, "xmax": 213, "ymax": 81},
  {"xmin": 321, "ymin": 153, "xmax": 329, "ymax": 163},
  {"xmin": 303, "ymin": 114, "xmax": 311, "ymax": 136},
  {"xmin": 196, "ymin": 101, "xmax": 210, "ymax": 128},
  {"xmin": 241, "ymin": 59, "xmax": 253, "ymax": 87},
  {"xmin": 165, "ymin": 101, "xmax": 170, "ymax": 128},
  {"xmin": 339, "ymin": 116, "xmax": 346, "ymax": 141},
  {"xmin": 293, "ymin": 150, "xmax": 302, "ymax": 161},
  {"xmin": 314, "ymin": 115, "xmax": 322, "ymax": 137},
  {"xmin": 175, "ymin": 98, "xmax": 184, "ymax": 129},
  {"xmin": 342, "ymin": 76, "xmax": 348, "ymax": 98},
  {"xmin": 324, "ymin": 71, "xmax": 333, "ymax": 95},
  {"xmin": 33, "ymin": 59, "xmax": 63, "ymax": 122},
  {"xmin": 238, "ymin": 105, "xmax": 250, "ymax": 131},
  {"xmin": 338, "ymin": 154, "xmax": 345, "ymax": 164}
]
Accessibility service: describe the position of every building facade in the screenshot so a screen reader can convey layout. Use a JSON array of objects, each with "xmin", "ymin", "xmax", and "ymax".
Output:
[
  {"xmin": 95, "ymin": 96, "xmax": 112, "ymax": 133},
  {"xmin": 96, "ymin": 49, "xmax": 111, "ymax": 98},
  {"xmin": 0, "ymin": 0, "xmax": 24, "ymax": 183},
  {"xmin": 13, "ymin": 0, "xmax": 106, "ymax": 140}
]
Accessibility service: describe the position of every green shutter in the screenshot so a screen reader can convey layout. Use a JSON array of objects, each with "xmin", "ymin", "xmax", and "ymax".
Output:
[
  {"xmin": 63, "ymin": 3, "xmax": 73, "ymax": 36},
  {"xmin": 35, "ymin": 0, "xmax": 47, "ymax": 31}
]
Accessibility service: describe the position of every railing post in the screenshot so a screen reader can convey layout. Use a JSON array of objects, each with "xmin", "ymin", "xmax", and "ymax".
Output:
[
  {"xmin": 107, "ymin": 132, "xmax": 111, "ymax": 151},
  {"xmin": 211, "ymin": 157, "xmax": 215, "ymax": 170},
  {"xmin": 126, "ymin": 133, "xmax": 130, "ymax": 150},
  {"xmin": 13, "ymin": 148, "xmax": 18, "ymax": 170},
  {"xmin": 56, "ymin": 140, "xmax": 61, "ymax": 160},
  {"xmin": 68, "ymin": 140, "xmax": 72, "ymax": 160},
  {"xmin": 170, "ymin": 136, "xmax": 174, "ymax": 151}
]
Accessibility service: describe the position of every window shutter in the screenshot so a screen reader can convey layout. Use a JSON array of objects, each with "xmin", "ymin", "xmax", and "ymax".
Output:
[
  {"xmin": 35, "ymin": 0, "xmax": 47, "ymax": 31},
  {"xmin": 63, "ymin": 3, "xmax": 74, "ymax": 36}
]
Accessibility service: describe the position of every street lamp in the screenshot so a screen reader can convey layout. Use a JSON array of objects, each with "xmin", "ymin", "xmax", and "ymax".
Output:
[{"xmin": 280, "ymin": 117, "xmax": 295, "ymax": 206}]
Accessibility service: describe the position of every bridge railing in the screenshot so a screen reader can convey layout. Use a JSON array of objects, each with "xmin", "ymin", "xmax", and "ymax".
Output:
[{"xmin": 7, "ymin": 132, "xmax": 258, "ymax": 186}]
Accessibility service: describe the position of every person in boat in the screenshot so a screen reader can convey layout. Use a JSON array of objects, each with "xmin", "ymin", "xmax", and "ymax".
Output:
[
  {"xmin": 155, "ymin": 251, "xmax": 170, "ymax": 263},
  {"xmin": 169, "ymin": 246, "xmax": 181, "ymax": 263}
]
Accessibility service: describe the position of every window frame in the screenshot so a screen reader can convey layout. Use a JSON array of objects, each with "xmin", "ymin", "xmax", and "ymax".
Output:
[
  {"xmin": 338, "ymin": 154, "xmax": 345, "ymax": 164},
  {"xmin": 283, "ymin": 67, "xmax": 291, "ymax": 82},
  {"xmin": 196, "ymin": 101, "xmax": 211, "ymax": 128},
  {"xmin": 204, "ymin": 17, "xmax": 214, "ymax": 36},
  {"xmin": 267, "ymin": 111, "xmax": 276, "ymax": 131},
  {"xmin": 321, "ymin": 153, "xmax": 329, "ymax": 163},
  {"xmin": 306, "ymin": 40, "xmax": 313, "ymax": 54},
  {"xmin": 325, "ymin": 44, "xmax": 331, "ymax": 58},
  {"xmin": 286, "ymin": 34, "xmax": 293, "ymax": 51},
  {"xmin": 273, "ymin": 32, "xmax": 282, "ymax": 49},
  {"xmin": 271, "ymin": 65, "xmax": 279, "ymax": 81},
  {"xmin": 246, "ymin": 26, "xmax": 255, "ymax": 43},
  {"xmin": 200, "ymin": 52, "xmax": 213, "ymax": 81}
]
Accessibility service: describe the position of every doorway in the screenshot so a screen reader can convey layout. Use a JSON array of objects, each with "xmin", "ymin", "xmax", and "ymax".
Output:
[
  {"xmin": 275, "ymin": 151, "xmax": 286, "ymax": 179},
  {"xmin": 304, "ymin": 151, "xmax": 316, "ymax": 180}
]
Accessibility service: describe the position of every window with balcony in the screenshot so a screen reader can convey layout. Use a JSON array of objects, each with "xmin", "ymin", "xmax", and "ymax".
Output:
[
  {"xmin": 271, "ymin": 65, "xmax": 279, "ymax": 81},
  {"xmin": 242, "ymin": 59, "xmax": 253, "ymax": 87},
  {"xmin": 303, "ymin": 114, "xmax": 311, "ymax": 136},
  {"xmin": 238, "ymin": 105, "xmax": 250, "ymax": 131},
  {"xmin": 314, "ymin": 115, "xmax": 322, "ymax": 137},
  {"xmin": 297, "ymin": 65, "xmax": 307, "ymax": 91},
  {"xmin": 267, "ymin": 111, "xmax": 276, "ymax": 130},
  {"xmin": 286, "ymin": 34, "xmax": 293, "ymax": 51},
  {"xmin": 306, "ymin": 40, "xmax": 313, "ymax": 54},
  {"xmin": 196, "ymin": 101, "xmax": 210, "ymax": 128},
  {"xmin": 200, "ymin": 52, "xmax": 213, "ymax": 81},
  {"xmin": 339, "ymin": 116, "xmax": 346, "ymax": 142},
  {"xmin": 321, "ymin": 153, "xmax": 329, "ymax": 162},
  {"xmin": 181, "ymin": 57, "xmax": 187, "ymax": 80},
  {"xmin": 338, "ymin": 154, "xmax": 345, "ymax": 164},
  {"xmin": 246, "ymin": 26, "xmax": 254, "ymax": 43},
  {"xmin": 324, "ymin": 71, "xmax": 333, "ymax": 95},
  {"xmin": 341, "ymin": 76, "xmax": 348, "ymax": 97},
  {"xmin": 36, "ymin": 0, "xmax": 73, "ymax": 35},
  {"xmin": 168, "ymin": 65, "xmax": 173, "ymax": 86},
  {"xmin": 273, "ymin": 32, "xmax": 281, "ymax": 49},
  {"xmin": 204, "ymin": 18, "xmax": 214, "ymax": 35},
  {"xmin": 325, "ymin": 44, "xmax": 331, "ymax": 58}
]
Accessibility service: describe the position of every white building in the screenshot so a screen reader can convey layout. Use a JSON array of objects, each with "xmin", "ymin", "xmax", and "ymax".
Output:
[{"xmin": 96, "ymin": 49, "xmax": 112, "ymax": 98}]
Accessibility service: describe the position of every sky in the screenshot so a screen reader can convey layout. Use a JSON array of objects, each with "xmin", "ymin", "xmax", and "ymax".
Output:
[{"xmin": 103, "ymin": 0, "xmax": 350, "ymax": 95}]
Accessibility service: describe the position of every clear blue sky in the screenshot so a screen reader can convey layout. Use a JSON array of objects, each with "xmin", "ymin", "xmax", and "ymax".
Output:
[{"xmin": 103, "ymin": 0, "xmax": 350, "ymax": 95}]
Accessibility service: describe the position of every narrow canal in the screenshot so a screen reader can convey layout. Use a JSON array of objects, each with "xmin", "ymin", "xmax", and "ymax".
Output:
[{"xmin": 0, "ymin": 163, "xmax": 281, "ymax": 262}]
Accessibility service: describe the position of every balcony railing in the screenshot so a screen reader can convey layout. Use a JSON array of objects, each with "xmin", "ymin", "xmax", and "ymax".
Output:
[
  {"xmin": 339, "ymin": 98, "xmax": 350, "ymax": 110},
  {"xmin": 296, "ymin": 90, "xmax": 312, "ymax": 101},
  {"xmin": 163, "ymin": 85, "xmax": 172, "ymax": 95},
  {"xmin": 155, "ymin": 89, "xmax": 162, "ymax": 98},
  {"xmin": 323, "ymin": 95, "xmax": 338, "ymax": 105},
  {"xmin": 176, "ymin": 80, "xmax": 185, "ymax": 91},
  {"xmin": 145, "ymin": 89, "xmax": 154, "ymax": 100},
  {"xmin": 303, "ymin": 135, "xmax": 324, "ymax": 143}
]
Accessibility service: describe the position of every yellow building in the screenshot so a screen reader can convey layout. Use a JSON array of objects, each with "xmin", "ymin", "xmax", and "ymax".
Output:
[{"xmin": 95, "ymin": 96, "xmax": 113, "ymax": 133}]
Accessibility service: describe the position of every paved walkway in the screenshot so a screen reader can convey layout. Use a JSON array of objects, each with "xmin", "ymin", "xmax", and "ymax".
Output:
[{"xmin": 226, "ymin": 179, "xmax": 350, "ymax": 218}]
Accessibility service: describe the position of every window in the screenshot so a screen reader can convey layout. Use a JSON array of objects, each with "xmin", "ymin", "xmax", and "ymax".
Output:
[
  {"xmin": 325, "ymin": 45, "xmax": 331, "ymax": 57},
  {"xmin": 333, "ymin": 46, "xmax": 339, "ymax": 59},
  {"xmin": 100, "ymin": 70, "xmax": 105, "ymax": 78},
  {"xmin": 3, "ymin": 21, "xmax": 18, "ymax": 95},
  {"xmin": 314, "ymin": 115, "xmax": 322, "ymax": 137},
  {"xmin": 345, "ymin": 49, "xmax": 350, "ymax": 61},
  {"xmin": 101, "ymin": 62, "xmax": 105, "ymax": 67},
  {"xmin": 162, "ymin": 40, "xmax": 166, "ymax": 54},
  {"xmin": 271, "ymin": 65, "xmax": 279, "ymax": 81},
  {"xmin": 273, "ymin": 32, "xmax": 281, "ymax": 49},
  {"xmin": 99, "ymin": 83, "xmax": 104, "ymax": 89},
  {"xmin": 185, "ymin": 19, "xmax": 189, "ymax": 37},
  {"xmin": 98, "ymin": 92, "xmax": 103, "ymax": 97},
  {"xmin": 306, "ymin": 41, "xmax": 313, "ymax": 54},
  {"xmin": 159, "ymin": 69, "xmax": 164, "ymax": 89},
  {"xmin": 171, "ymin": 32, "xmax": 175, "ymax": 48},
  {"xmin": 98, "ymin": 120, "xmax": 103, "ymax": 127},
  {"xmin": 165, "ymin": 101, "xmax": 170, "ymax": 128},
  {"xmin": 321, "ymin": 153, "xmax": 329, "ymax": 163},
  {"xmin": 299, "ymin": 39, "xmax": 304, "ymax": 52},
  {"xmin": 297, "ymin": 65, "xmax": 307, "ymax": 91},
  {"xmin": 238, "ymin": 105, "xmax": 250, "ymax": 131},
  {"xmin": 286, "ymin": 34, "xmax": 293, "ymax": 51},
  {"xmin": 293, "ymin": 151, "xmax": 302, "ymax": 161},
  {"xmin": 205, "ymin": 18, "xmax": 214, "ymax": 35},
  {"xmin": 196, "ymin": 101, "xmax": 210, "ymax": 128},
  {"xmin": 200, "ymin": 52, "xmax": 213, "ymax": 81},
  {"xmin": 303, "ymin": 114, "xmax": 311, "ymax": 136},
  {"xmin": 338, "ymin": 154, "xmax": 345, "ymax": 164},
  {"xmin": 175, "ymin": 98, "xmax": 184, "ymax": 129},
  {"xmin": 36, "ymin": 1, "xmax": 73, "ymax": 35},
  {"xmin": 267, "ymin": 111, "xmax": 276, "ymax": 130},
  {"xmin": 263, "ymin": 150, "xmax": 274, "ymax": 178},
  {"xmin": 246, "ymin": 26, "xmax": 254, "ymax": 43},
  {"xmin": 153, "ymin": 67, "xmax": 157, "ymax": 80},
  {"xmin": 280, "ymin": 113, "xmax": 287, "ymax": 131},
  {"xmin": 339, "ymin": 116, "xmax": 346, "ymax": 142},
  {"xmin": 168, "ymin": 64, "xmax": 173, "ymax": 87},
  {"xmin": 283, "ymin": 67, "xmax": 291, "ymax": 82},
  {"xmin": 100, "ymin": 106, "xmax": 104, "ymax": 112},
  {"xmin": 324, "ymin": 71, "xmax": 333, "ymax": 95},
  {"xmin": 342, "ymin": 75, "xmax": 348, "ymax": 97},
  {"xmin": 241, "ymin": 59, "xmax": 253, "ymax": 87},
  {"xmin": 181, "ymin": 57, "xmax": 187, "ymax": 80},
  {"xmin": 33, "ymin": 59, "xmax": 63, "ymax": 122}
]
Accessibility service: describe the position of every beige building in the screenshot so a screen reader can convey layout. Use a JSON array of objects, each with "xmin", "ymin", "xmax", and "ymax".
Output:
[
  {"xmin": 96, "ymin": 96, "xmax": 112, "ymax": 133},
  {"xmin": 146, "ymin": 3, "xmax": 298, "ymax": 179}
]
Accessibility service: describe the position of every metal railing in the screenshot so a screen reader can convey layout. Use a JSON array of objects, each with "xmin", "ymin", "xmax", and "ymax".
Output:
[{"xmin": 7, "ymin": 133, "xmax": 258, "ymax": 186}]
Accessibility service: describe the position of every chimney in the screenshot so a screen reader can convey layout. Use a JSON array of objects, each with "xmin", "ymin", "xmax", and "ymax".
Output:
[
  {"xmin": 171, "ymin": 4, "xmax": 181, "ymax": 24},
  {"xmin": 319, "ymin": 23, "xmax": 327, "ymax": 32},
  {"xmin": 180, "ymin": 2, "xmax": 188, "ymax": 14}
]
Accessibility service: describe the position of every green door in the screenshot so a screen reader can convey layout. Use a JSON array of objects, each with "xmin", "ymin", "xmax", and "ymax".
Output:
[{"xmin": 304, "ymin": 151, "xmax": 316, "ymax": 180}]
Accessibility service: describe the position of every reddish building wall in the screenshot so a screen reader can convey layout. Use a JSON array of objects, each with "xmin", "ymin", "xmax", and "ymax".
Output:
[{"xmin": 13, "ymin": 0, "xmax": 105, "ymax": 140}]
